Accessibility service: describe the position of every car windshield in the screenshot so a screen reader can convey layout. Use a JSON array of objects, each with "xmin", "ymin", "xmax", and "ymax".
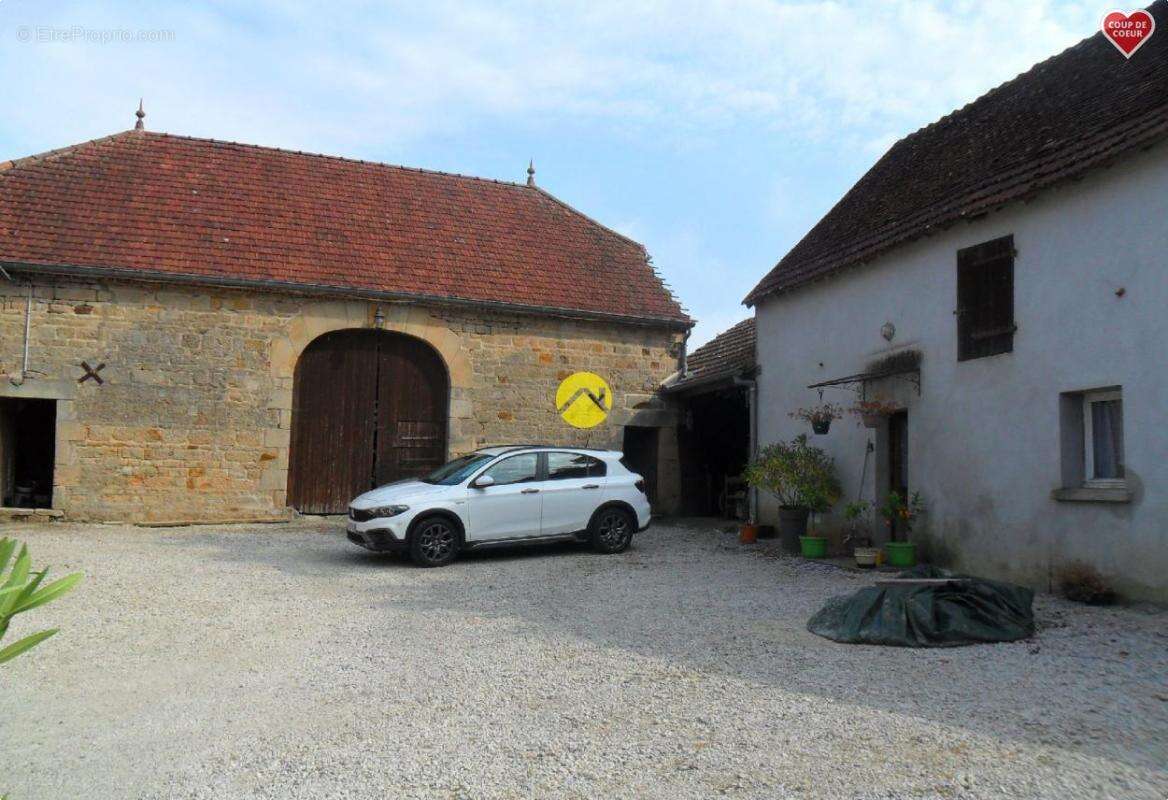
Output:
[{"xmin": 421, "ymin": 453, "xmax": 496, "ymax": 486}]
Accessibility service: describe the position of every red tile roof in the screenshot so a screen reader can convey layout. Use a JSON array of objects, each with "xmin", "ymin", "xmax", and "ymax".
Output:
[
  {"xmin": 0, "ymin": 131, "xmax": 690, "ymax": 327},
  {"xmin": 665, "ymin": 317, "xmax": 755, "ymax": 392},
  {"xmin": 746, "ymin": 0, "xmax": 1168, "ymax": 306}
]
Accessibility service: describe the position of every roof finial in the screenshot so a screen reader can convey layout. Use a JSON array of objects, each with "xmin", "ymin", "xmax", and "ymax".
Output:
[
  {"xmin": 134, "ymin": 99, "xmax": 145, "ymax": 131},
  {"xmin": 526, "ymin": 159, "xmax": 535, "ymax": 187}
]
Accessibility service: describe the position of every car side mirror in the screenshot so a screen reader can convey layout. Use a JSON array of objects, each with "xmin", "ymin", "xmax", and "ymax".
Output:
[{"xmin": 472, "ymin": 475, "xmax": 495, "ymax": 489}]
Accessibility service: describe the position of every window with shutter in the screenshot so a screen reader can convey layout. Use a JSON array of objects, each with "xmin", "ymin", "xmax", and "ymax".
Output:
[{"xmin": 956, "ymin": 235, "xmax": 1015, "ymax": 361}]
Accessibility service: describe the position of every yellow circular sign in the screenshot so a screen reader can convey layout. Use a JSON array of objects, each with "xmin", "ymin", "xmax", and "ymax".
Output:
[{"xmin": 555, "ymin": 371, "xmax": 612, "ymax": 429}]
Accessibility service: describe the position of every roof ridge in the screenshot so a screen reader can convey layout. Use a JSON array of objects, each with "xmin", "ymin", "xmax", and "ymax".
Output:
[
  {"xmin": 2, "ymin": 127, "xmax": 539, "ymax": 191},
  {"xmin": 0, "ymin": 129, "xmax": 140, "ymax": 176},
  {"xmin": 137, "ymin": 130, "xmax": 537, "ymax": 190}
]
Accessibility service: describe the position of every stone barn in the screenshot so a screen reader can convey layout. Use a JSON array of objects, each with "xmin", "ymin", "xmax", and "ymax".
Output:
[{"xmin": 0, "ymin": 125, "xmax": 690, "ymax": 523}]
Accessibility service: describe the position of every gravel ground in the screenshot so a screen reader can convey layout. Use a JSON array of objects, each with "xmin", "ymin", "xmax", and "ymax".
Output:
[{"xmin": 1, "ymin": 517, "xmax": 1166, "ymax": 799}]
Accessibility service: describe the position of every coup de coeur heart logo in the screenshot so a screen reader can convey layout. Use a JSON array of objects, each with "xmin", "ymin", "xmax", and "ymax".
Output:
[{"xmin": 1101, "ymin": 9, "xmax": 1156, "ymax": 57}]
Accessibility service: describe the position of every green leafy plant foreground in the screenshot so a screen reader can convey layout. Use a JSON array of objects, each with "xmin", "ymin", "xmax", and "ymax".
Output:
[
  {"xmin": 744, "ymin": 434, "xmax": 841, "ymax": 512},
  {"xmin": 0, "ymin": 538, "xmax": 83, "ymax": 665}
]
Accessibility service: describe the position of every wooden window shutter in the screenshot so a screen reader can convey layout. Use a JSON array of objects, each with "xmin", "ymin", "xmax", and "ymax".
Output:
[{"xmin": 957, "ymin": 235, "xmax": 1015, "ymax": 361}]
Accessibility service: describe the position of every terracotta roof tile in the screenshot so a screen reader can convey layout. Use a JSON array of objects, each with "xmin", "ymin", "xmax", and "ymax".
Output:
[
  {"xmin": 746, "ymin": 1, "xmax": 1168, "ymax": 305},
  {"xmin": 0, "ymin": 131, "xmax": 690, "ymax": 326},
  {"xmin": 667, "ymin": 317, "xmax": 755, "ymax": 391}
]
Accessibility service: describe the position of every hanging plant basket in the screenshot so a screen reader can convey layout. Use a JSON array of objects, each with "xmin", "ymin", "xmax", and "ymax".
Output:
[
  {"xmin": 852, "ymin": 400, "xmax": 900, "ymax": 428},
  {"xmin": 790, "ymin": 403, "xmax": 843, "ymax": 436}
]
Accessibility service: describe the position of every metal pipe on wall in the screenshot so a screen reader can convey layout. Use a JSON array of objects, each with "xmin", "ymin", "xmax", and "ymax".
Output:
[
  {"xmin": 18, "ymin": 281, "xmax": 32, "ymax": 385},
  {"xmin": 0, "ymin": 268, "xmax": 33, "ymax": 387},
  {"xmin": 733, "ymin": 376, "xmax": 758, "ymax": 522}
]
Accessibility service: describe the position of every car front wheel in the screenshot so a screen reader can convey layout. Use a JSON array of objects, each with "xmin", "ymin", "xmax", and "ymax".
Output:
[
  {"xmin": 590, "ymin": 507, "xmax": 634, "ymax": 554},
  {"xmin": 410, "ymin": 516, "xmax": 460, "ymax": 567}
]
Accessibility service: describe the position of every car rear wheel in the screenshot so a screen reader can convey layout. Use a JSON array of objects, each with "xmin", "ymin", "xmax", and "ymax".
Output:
[
  {"xmin": 410, "ymin": 516, "xmax": 459, "ymax": 567},
  {"xmin": 590, "ymin": 507, "xmax": 634, "ymax": 554}
]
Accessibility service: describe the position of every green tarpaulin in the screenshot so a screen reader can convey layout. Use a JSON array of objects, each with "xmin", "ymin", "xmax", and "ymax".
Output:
[{"xmin": 808, "ymin": 566, "xmax": 1035, "ymax": 647}]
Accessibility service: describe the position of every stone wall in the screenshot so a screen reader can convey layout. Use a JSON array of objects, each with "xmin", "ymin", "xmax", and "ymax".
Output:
[{"xmin": 0, "ymin": 276, "xmax": 683, "ymax": 523}]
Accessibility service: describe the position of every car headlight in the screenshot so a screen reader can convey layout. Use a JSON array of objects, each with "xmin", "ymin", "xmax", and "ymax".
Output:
[{"xmin": 369, "ymin": 505, "xmax": 410, "ymax": 518}]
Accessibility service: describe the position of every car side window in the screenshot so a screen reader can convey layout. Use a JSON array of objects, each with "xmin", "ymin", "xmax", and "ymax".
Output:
[
  {"xmin": 546, "ymin": 452, "xmax": 606, "ymax": 480},
  {"xmin": 481, "ymin": 453, "xmax": 540, "ymax": 486}
]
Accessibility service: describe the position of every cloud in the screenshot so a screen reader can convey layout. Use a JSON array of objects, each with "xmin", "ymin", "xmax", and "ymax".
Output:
[{"xmin": 0, "ymin": 1, "xmax": 1098, "ymax": 157}]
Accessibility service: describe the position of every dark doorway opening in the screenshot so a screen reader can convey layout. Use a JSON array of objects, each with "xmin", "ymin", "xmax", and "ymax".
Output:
[
  {"xmin": 0, "ymin": 397, "xmax": 56, "ymax": 508},
  {"xmin": 288, "ymin": 330, "xmax": 449, "ymax": 514},
  {"xmin": 621, "ymin": 426, "xmax": 659, "ymax": 507},
  {"xmin": 677, "ymin": 389, "xmax": 750, "ymax": 516}
]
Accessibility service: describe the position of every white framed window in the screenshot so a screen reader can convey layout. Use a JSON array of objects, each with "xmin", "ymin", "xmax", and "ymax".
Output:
[{"xmin": 1082, "ymin": 389, "xmax": 1124, "ymax": 488}]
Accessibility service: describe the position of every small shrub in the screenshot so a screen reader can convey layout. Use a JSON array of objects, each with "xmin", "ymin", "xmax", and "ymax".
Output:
[
  {"xmin": 1056, "ymin": 562, "xmax": 1116, "ymax": 605},
  {"xmin": 744, "ymin": 435, "xmax": 841, "ymax": 512},
  {"xmin": 877, "ymin": 491, "xmax": 924, "ymax": 543},
  {"xmin": 842, "ymin": 500, "xmax": 872, "ymax": 545}
]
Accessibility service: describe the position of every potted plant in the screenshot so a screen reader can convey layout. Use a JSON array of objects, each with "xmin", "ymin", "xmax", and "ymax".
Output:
[
  {"xmin": 788, "ymin": 403, "xmax": 844, "ymax": 435},
  {"xmin": 744, "ymin": 435, "xmax": 841, "ymax": 554},
  {"xmin": 850, "ymin": 399, "xmax": 900, "ymax": 428},
  {"xmin": 878, "ymin": 491, "xmax": 924, "ymax": 567},
  {"xmin": 799, "ymin": 493, "xmax": 835, "ymax": 558},
  {"xmin": 842, "ymin": 500, "xmax": 879, "ymax": 567},
  {"xmin": 739, "ymin": 520, "xmax": 759, "ymax": 544}
]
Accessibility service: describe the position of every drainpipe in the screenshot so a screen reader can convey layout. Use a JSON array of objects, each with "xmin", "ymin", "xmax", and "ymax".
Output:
[
  {"xmin": 0, "ymin": 268, "xmax": 32, "ymax": 387},
  {"xmin": 733, "ymin": 375, "xmax": 758, "ymax": 522}
]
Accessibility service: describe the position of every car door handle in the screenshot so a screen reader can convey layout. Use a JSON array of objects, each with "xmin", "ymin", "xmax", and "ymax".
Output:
[
  {"xmin": 582, "ymin": 484, "xmax": 600, "ymax": 490},
  {"xmin": 521, "ymin": 488, "xmax": 540, "ymax": 494}
]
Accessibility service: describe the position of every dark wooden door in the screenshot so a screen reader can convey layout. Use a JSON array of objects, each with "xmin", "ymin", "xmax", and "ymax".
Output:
[
  {"xmin": 288, "ymin": 330, "xmax": 448, "ymax": 514},
  {"xmin": 887, "ymin": 411, "xmax": 909, "ymax": 537},
  {"xmin": 372, "ymin": 335, "xmax": 448, "ymax": 486}
]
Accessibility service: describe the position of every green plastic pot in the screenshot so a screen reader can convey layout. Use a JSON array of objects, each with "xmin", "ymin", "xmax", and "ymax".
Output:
[
  {"xmin": 885, "ymin": 541, "xmax": 916, "ymax": 567},
  {"xmin": 799, "ymin": 536, "xmax": 828, "ymax": 558}
]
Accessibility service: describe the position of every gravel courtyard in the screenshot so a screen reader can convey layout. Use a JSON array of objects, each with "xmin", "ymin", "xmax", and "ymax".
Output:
[{"xmin": 2, "ymin": 518, "xmax": 1166, "ymax": 799}]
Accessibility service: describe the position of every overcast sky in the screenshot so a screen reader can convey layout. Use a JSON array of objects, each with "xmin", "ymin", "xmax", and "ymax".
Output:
[{"xmin": 1, "ymin": 1, "xmax": 1104, "ymax": 345}]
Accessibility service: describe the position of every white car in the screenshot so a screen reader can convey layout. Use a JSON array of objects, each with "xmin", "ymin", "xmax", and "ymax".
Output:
[{"xmin": 346, "ymin": 446, "xmax": 652, "ymax": 566}]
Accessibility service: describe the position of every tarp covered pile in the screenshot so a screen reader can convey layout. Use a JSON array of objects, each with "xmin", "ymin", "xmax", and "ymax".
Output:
[{"xmin": 808, "ymin": 566, "xmax": 1035, "ymax": 647}]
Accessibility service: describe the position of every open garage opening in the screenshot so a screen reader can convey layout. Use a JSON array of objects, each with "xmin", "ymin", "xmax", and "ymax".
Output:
[
  {"xmin": 678, "ymin": 390, "xmax": 751, "ymax": 517},
  {"xmin": 0, "ymin": 397, "xmax": 56, "ymax": 509}
]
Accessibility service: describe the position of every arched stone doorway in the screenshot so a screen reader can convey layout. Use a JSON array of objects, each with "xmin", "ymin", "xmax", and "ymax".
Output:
[{"xmin": 287, "ymin": 329, "xmax": 449, "ymax": 514}]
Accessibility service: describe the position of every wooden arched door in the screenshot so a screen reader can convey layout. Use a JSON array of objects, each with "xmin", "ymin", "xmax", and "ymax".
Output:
[{"xmin": 288, "ymin": 330, "xmax": 449, "ymax": 514}]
